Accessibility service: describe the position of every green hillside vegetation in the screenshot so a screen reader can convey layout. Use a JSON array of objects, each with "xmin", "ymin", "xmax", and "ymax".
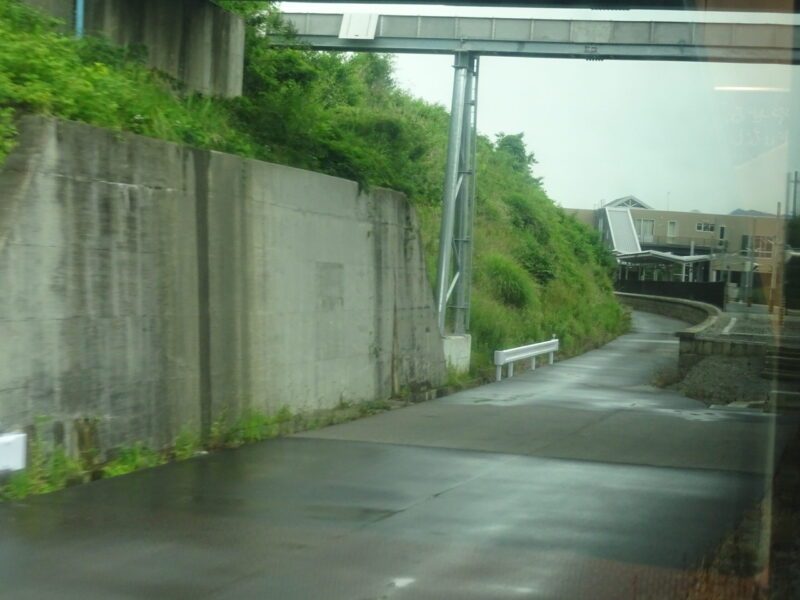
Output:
[{"xmin": 0, "ymin": 0, "xmax": 627, "ymax": 380}]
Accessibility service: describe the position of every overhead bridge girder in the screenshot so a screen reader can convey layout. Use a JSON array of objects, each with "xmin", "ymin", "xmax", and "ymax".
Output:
[{"xmin": 283, "ymin": 14, "xmax": 800, "ymax": 64}]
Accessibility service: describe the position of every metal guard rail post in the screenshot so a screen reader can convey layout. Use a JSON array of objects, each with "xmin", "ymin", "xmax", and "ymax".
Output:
[{"xmin": 494, "ymin": 335, "xmax": 559, "ymax": 382}]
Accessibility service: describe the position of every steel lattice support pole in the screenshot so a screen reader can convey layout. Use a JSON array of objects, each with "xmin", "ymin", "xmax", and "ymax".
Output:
[
  {"xmin": 75, "ymin": 0, "xmax": 85, "ymax": 38},
  {"xmin": 435, "ymin": 52, "xmax": 470, "ymax": 336},
  {"xmin": 453, "ymin": 54, "xmax": 479, "ymax": 335}
]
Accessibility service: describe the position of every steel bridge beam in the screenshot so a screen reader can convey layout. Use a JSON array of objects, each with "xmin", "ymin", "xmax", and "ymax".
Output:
[{"xmin": 283, "ymin": 14, "xmax": 800, "ymax": 64}]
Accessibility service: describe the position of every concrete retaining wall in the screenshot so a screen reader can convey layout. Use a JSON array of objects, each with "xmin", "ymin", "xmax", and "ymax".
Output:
[
  {"xmin": 21, "ymin": 0, "xmax": 244, "ymax": 97},
  {"xmin": 0, "ymin": 116, "xmax": 446, "ymax": 455},
  {"xmin": 87, "ymin": 0, "xmax": 244, "ymax": 98}
]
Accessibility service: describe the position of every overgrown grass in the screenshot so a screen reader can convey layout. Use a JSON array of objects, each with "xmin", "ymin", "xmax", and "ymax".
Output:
[
  {"xmin": 480, "ymin": 253, "xmax": 536, "ymax": 310},
  {"xmin": 0, "ymin": 399, "xmax": 405, "ymax": 502},
  {"xmin": 0, "ymin": 418, "xmax": 84, "ymax": 501},
  {"xmin": 173, "ymin": 427, "xmax": 202, "ymax": 461},
  {"xmin": 0, "ymin": 0, "xmax": 258, "ymax": 163},
  {"xmin": 102, "ymin": 443, "xmax": 165, "ymax": 478},
  {"xmin": 445, "ymin": 166, "xmax": 628, "ymax": 378}
]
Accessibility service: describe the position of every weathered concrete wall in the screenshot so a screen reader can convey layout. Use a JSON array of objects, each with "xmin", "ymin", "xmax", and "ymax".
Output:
[
  {"xmin": 677, "ymin": 337, "xmax": 769, "ymax": 374},
  {"xmin": 443, "ymin": 335, "xmax": 471, "ymax": 374},
  {"xmin": 21, "ymin": 0, "xmax": 244, "ymax": 97},
  {"xmin": 85, "ymin": 0, "xmax": 244, "ymax": 98},
  {"xmin": 204, "ymin": 155, "xmax": 446, "ymax": 424},
  {"xmin": 0, "ymin": 116, "xmax": 446, "ymax": 454},
  {"xmin": 0, "ymin": 117, "xmax": 202, "ymax": 452}
]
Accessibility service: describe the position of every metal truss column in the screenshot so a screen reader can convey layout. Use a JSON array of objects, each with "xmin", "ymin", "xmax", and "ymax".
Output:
[
  {"xmin": 75, "ymin": 0, "xmax": 85, "ymax": 38},
  {"xmin": 453, "ymin": 54, "xmax": 479, "ymax": 335},
  {"xmin": 435, "ymin": 52, "xmax": 470, "ymax": 336}
]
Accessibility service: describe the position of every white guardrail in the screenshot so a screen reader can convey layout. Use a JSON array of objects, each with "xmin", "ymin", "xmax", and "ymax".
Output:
[{"xmin": 494, "ymin": 336, "xmax": 559, "ymax": 382}]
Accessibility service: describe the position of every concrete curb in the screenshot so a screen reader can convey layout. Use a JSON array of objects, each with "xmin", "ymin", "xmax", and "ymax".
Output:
[
  {"xmin": 614, "ymin": 292, "xmax": 721, "ymax": 338},
  {"xmin": 614, "ymin": 292, "xmax": 748, "ymax": 375}
]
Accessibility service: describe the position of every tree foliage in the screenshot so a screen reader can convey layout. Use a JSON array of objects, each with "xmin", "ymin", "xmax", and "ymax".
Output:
[{"xmin": 495, "ymin": 132, "xmax": 537, "ymax": 177}]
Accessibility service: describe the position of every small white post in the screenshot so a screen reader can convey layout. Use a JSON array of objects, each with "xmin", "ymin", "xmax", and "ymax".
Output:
[
  {"xmin": 0, "ymin": 432, "xmax": 27, "ymax": 472},
  {"xmin": 496, "ymin": 365, "xmax": 502, "ymax": 382},
  {"xmin": 531, "ymin": 356, "xmax": 536, "ymax": 370},
  {"xmin": 508, "ymin": 362, "xmax": 514, "ymax": 378}
]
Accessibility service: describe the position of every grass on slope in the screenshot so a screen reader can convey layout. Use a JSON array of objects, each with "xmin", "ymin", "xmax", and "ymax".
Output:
[{"xmin": 0, "ymin": 0, "xmax": 258, "ymax": 163}]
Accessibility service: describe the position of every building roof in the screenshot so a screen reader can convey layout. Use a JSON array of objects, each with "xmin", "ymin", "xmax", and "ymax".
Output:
[
  {"xmin": 616, "ymin": 250, "xmax": 712, "ymax": 266},
  {"xmin": 603, "ymin": 196, "xmax": 653, "ymax": 210},
  {"xmin": 729, "ymin": 208, "xmax": 774, "ymax": 217}
]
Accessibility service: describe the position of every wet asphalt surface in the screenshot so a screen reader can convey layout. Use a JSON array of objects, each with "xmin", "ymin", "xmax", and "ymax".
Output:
[{"xmin": 1, "ymin": 312, "xmax": 797, "ymax": 599}]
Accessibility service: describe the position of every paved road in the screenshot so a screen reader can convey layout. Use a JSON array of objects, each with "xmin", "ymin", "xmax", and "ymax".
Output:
[{"xmin": 1, "ymin": 312, "xmax": 796, "ymax": 599}]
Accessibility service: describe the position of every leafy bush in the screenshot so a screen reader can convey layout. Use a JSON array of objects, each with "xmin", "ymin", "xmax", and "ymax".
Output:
[
  {"xmin": 469, "ymin": 291, "xmax": 515, "ymax": 356},
  {"xmin": 102, "ymin": 443, "xmax": 164, "ymax": 478},
  {"xmin": 46, "ymin": 445, "xmax": 84, "ymax": 490},
  {"xmin": 230, "ymin": 409, "xmax": 279, "ymax": 445},
  {"xmin": 0, "ymin": 418, "xmax": 84, "ymax": 500},
  {"xmin": 504, "ymin": 194, "xmax": 549, "ymax": 242},
  {"xmin": 480, "ymin": 254, "xmax": 536, "ymax": 309},
  {"xmin": 1, "ymin": 471, "xmax": 31, "ymax": 501},
  {"xmin": 0, "ymin": 107, "xmax": 16, "ymax": 161},
  {"xmin": 516, "ymin": 238, "xmax": 556, "ymax": 284},
  {"xmin": 173, "ymin": 427, "xmax": 201, "ymax": 461}
]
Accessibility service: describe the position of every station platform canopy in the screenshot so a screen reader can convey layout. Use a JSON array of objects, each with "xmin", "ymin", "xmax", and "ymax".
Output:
[
  {"xmin": 616, "ymin": 250, "xmax": 712, "ymax": 266},
  {"xmin": 282, "ymin": 12, "xmax": 800, "ymax": 63}
]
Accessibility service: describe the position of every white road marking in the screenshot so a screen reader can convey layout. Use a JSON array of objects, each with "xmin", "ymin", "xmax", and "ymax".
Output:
[{"xmin": 722, "ymin": 317, "xmax": 737, "ymax": 335}]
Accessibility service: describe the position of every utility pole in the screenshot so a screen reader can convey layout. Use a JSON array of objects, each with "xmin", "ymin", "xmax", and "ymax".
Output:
[
  {"xmin": 769, "ymin": 202, "xmax": 781, "ymax": 312},
  {"xmin": 745, "ymin": 220, "xmax": 755, "ymax": 306}
]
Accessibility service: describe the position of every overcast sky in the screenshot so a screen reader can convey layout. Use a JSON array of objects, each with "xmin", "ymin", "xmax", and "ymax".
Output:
[{"xmin": 280, "ymin": 2, "xmax": 799, "ymax": 215}]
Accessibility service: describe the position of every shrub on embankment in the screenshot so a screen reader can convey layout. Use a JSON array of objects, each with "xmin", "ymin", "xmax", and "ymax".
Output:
[{"xmin": 0, "ymin": 0, "xmax": 626, "ymax": 381}]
